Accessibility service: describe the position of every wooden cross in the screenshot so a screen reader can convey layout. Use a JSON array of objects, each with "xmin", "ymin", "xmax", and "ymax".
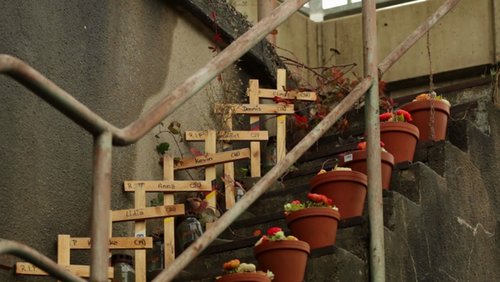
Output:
[
  {"xmin": 185, "ymin": 130, "xmax": 268, "ymax": 209},
  {"xmin": 15, "ymin": 234, "xmax": 153, "ymax": 279},
  {"xmin": 249, "ymin": 69, "xmax": 317, "ymax": 163},
  {"xmin": 123, "ymin": 158, "xmax": 212, "ymax": 271},
  {"xmin": 115, "ymin": 180, "xmax": 187, "ymax": 282},
  {"xmin": 174, "ymin": 146, "xmax": 251, "ymax": 210}
]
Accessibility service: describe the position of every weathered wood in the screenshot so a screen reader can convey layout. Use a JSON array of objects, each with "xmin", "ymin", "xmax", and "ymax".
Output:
[
  {"xmin": 134, "ymin": 185, "xmax": 147, "ymax": 282},
  {"xmin": 256, "ymin": 88, "xmax": 317, "ymax": 101},
  {"xmin": 112, "ymin": 204, "xmax": 185, "ymax": 222},
  {"xmin": 185, "ymin": 130, "xmax": 268, "ymax": 141},
  {"xmin": 69, "ymin": 237, "xmax": 153, "ymax": 250},
  {"xmin": 248, "ymin": 79, "xmax": 262, "ymax": 177},
  {"xmin": 214, "ymin": 103, "xmax": 294, "ymax": 115},
  {"xmin": 276, "ymin": 70, "xmax": 288, "ymax": 162},
  {"xmin": 205, "ymin": 130, "xmax": 217, "ymax": 211},
  {"xmin": 163, "ymin": 155, "xmax": 176, "ymax": 266},
  {"xmin": 15, "ymin": 263, "xmax": 113, "ymax": 278},
  {"xmin": 57, "ymin": 235, "xmax": 70, "ymax": 266},
  {"xmin": 174, "ymin": 148, "xmax": 250, "ymax": 170},
  {"xmin": 123, "ymin": 180, "xmax": 212, "ymax": 192}
]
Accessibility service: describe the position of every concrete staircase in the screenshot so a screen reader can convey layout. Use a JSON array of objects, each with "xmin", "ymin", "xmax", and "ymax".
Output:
[{"xmin": 172, "ymin": 102, "xmax": 500, "ymax": 281}]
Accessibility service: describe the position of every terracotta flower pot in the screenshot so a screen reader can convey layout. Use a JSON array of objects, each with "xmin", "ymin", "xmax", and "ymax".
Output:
[
  {"xmin": 217, "ymin": 272, "xmax": 271, "ymax": 282},
  {"xmin": 400, "ymin": 99, "xmax": 450, "ymax": 142},
  {"xmin": 339, "ymin": 150, "xmax": 395, "ymax": 190},
  {"xmin": 380, "ymin": 122, "xmax": 419, "ymax": 164},
  {"xmin": 309, "ymin": 171, "xmax": 367, "ymax": 219},
  {"xmin": 286, "ymin": 207, "xmax": 340, "ymax": 250},
  {"xmin": 253, "ymin": 240, "xmax": 310, "ymax": 282}
]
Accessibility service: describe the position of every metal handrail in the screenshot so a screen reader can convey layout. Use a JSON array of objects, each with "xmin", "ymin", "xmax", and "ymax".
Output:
[
  {"xmin": 0, "ymin": 0, "xmax": 462, "ymax": 281},
  {"xmin": 0, "ymin": 240, "xmax": 85, "ymax": 282}
]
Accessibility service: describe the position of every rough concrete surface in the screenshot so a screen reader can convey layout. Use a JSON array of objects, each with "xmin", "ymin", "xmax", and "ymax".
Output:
[
  {"xmin": 385, "ymin": 135, "xmax": 500, "ymax": 281},
  {"xmin": 0, "ymin": 1, "xmax": 235, "ymax": 281}
]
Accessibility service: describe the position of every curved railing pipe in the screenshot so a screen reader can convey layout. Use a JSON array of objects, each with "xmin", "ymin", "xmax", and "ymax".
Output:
[{"xmin": 0, "ymin": 240, "xmax": 85, "ymax": 282}]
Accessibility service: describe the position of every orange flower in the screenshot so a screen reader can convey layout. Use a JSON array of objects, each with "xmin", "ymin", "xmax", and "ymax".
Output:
[{"xmin": 223, "ymin": 259, "xmax": 240, "ymax": 270}]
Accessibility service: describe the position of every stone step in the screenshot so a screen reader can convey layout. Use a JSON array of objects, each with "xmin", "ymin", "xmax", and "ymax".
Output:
[{"xmin": 175, "ymin": 245, "xmax": 368, "ymax": 282}]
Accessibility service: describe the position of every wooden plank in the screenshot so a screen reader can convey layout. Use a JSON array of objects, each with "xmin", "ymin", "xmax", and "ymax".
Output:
[
  {"xmin": 276, "ymin": 69, "xmax": 288, "ymax": 162},
  {"xmin": 69, "ymin": 237, "xmax": 153, "ymax": 250},
  {"xmin": 214, "ymin": 103, "xmax": 294, "ymax": 115},
  {"xmin": 112, "ymin": 204, "xmax": 185, "ymax": 222},
  {"xmin": 15, "ymin": 263, "xmax": 113, "ymax": 278},
  {"xmin": 123, "ymin": 180, "xmax": 212, "ymax": 192},
  {"xmin": 185, "ymin": 130, "xmax": 269, "ymax": 141},
  {"xmin": 249, "ymin": 79, "xmax": 262, "ymax": 177},
  {"xmin": 134, "ymin": 185, "xmax": 147, "ymax": 282},
  {"xmin": 223, "ymin": 144, "xmax": 236, "ymax": 210},
  {"xmin": 256, "ymin": 88, "xmax": 317, "ymax": 101},
  {"xmin": 174, "ymin": 148, "xmax": 250, "ymax": 170},
  {"xmin": 205, "ymin": 130, "xmax": 217, "ymax": 211},
  {"xmin": 163, "ymin": 155, "xmax": 176, "ymax": 267},
  {"xmin": 57, "ymin": 235, "xmax": 70, "ymax": 265}
]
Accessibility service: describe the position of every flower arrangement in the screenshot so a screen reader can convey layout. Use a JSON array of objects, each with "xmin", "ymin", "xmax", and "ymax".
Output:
[
  {"xmin": 317, "ymin": 165, "xmax": 352, "ymax": 175},
  {"xmin": 379, "ymin": 109, "xmax": 412, "ymax": 123},
  {"xmin": 254, "ymin": 227, "xmax": 299, "ymax": 246},
  {"xmin": 356, "ymin": 141, "xmax": 387, "ymax": 152},
  {"xmin": 219, "ymin": 259, "xmax": 274, "ymax": 280},
  {"xmin": 413, "ymin": 92, "xmax": 450, "ymax": 107},
  {"xmin": 284, "ymin": 193, "xmax": 338, "ymax": 215}
]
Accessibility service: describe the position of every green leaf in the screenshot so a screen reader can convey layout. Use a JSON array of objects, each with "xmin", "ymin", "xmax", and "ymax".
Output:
[{"xmin": 156, "ymin": 142, "xmax": 170, "ymax": 155}]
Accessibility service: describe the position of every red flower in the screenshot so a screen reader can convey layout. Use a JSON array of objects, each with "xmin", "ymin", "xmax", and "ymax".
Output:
[
  {"xmin": 326, "ymin": 198, "xmax": 333, "ymax": 206},
  {"xmin": 294, "ymin": 114, "xmax": 309, "ymax": 128},
  {"xmin": 307, "ymin": 193, "xmax": 324, "ymax": 203},
  {"xmin": 396, "ymin": 109, "xmax": 412, "ymax": 122},
  {"xmin": 291, "ymin": 200, "xmax": 301, "ymax": 205},
  {"xmin": 379, "ymin": 112, "xmax": 393, "ymax": 122},
  {"xmin": 267, "ymin": 227, "xmax": 282, "ymax": 236}
]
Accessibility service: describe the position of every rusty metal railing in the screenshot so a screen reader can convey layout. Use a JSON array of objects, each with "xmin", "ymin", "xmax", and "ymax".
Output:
[{"xmin": 0, "ymin": 0, "xmax": 462, "ymax": 281}]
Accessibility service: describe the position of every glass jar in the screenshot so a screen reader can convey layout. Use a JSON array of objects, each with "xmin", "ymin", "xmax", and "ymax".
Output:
[
  {"xmin": 111, "ymin": 254, "xmax": 135, "ymax": 282},
  {"xmin": 147, "ymin": 233, "xmax": 164, "ymax": 272},
  {"xmin": 176, "ymin": 216, "xmax": 203, "ymax": 252}
]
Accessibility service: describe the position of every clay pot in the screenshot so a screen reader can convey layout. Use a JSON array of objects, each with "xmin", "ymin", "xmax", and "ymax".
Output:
[
  {"xmin": 286, "ymin": 207, "xmax": 340, "ymax": 250},
  {"xmin": 309, "ymin": 170, "xmax": 367, "ymax": 219},
  {"xmin": 253, "ymin": 240, "xmax": 310, "ymax": 282},
  {"xmin": 338, "ymin": 149, "xmax": 395, "ymax": 190},
  {"xmin": 400, "ymin": 99, "xmax": 450, "ymax": 142},
  {"xmin": 217, "ymin": 272, "xmax": 271, "ymax": 282},
  {"xmin": 380, "ymin": 122, "xmax": 419, "ymax": 164}
]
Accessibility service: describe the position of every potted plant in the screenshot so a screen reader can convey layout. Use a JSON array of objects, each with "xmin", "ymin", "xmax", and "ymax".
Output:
[
  {"xmin": 338, "ymin": 141, "xmax": 395, "ymax": 190},
  {"xmin": 309, "ymin": 166, "xmax": 367, "ymax": 220},
  {"xmin": 379, "ymin": 109, "xmax": 420, "ymax": 164},
  {"xmin": 400, "ymin": 92, "xmax": 451, "ymax": 142},
  {"xmin": 253, "ymin": 227, "xmax": 310, "ymax": 282},
  {"xmin": 217, "ymin": 259, "xmax": 274, "ymax": 282},
  {"xmin": 284, "ymin": 193, "xmax": 340, "ymax": 250}
]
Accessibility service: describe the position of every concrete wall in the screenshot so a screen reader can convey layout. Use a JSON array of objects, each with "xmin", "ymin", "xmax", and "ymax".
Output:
[
  {"xmin": 322, "ymin": 0, "xmax": 495, "ymax": 82},
  {"xmin": 0, "ymin": 1, "xmax": 228, "ymax": 280}
]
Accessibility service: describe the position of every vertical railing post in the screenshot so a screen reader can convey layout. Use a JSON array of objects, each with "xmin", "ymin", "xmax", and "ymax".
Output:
[
  {"xmin": 362, "ymin": 1, "xmax": 385, "ymax": 281},
  {"xmin": 90, "ymin": 131, "xmax": 112, "ymax": 282}
]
